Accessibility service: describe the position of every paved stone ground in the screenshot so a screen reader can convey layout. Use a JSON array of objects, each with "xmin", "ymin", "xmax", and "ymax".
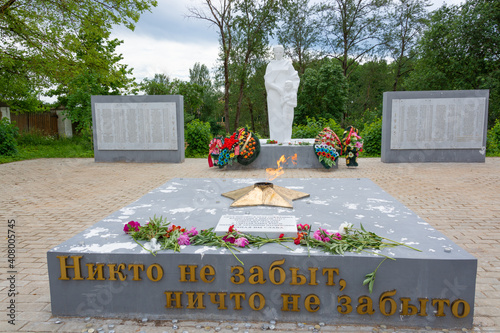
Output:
[{"xmin": 1, "ymin": 157, "xmax": 499, "ymax": 333}]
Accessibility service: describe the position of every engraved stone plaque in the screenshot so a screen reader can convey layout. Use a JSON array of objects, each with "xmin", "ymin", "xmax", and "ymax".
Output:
[
  {"xmin": 214, "ymin": 214, "xmax": 297, "ymax": 238},
  {"xmin": 390, "ymin": 97, "xmax": 486, "ymax": 150},
  {"xmin": 95, "ymin": 102, "xmax": 178, "ymax": 150}
]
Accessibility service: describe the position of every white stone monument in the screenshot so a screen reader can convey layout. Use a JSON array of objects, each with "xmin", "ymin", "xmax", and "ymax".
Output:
[{"xmin": 264, "ymin": 45, "xmax": 299, "ymax": 143}]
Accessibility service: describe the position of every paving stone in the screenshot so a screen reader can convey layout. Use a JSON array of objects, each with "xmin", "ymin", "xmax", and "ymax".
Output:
[{"xmin": 1, "ymin": 157, "xmax": 500, "ymax": 332}]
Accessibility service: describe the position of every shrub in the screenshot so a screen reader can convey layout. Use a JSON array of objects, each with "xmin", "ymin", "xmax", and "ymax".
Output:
[
  {"xmin": 487, "ymin": 119, "xmax": 500, "ymax": 155},
  {"xmin": 0, "ymin": 118, "xmax": 19, "ymax": 156},
  {"xmin": 185, "ymin": 119, "xmax": 212, "ymax": 158},
  {"xmin": 292, "ymin": 117, "xmax": 343, "ymax": 139},
  {"xmin": 360, "ymin": 117, "xmax": 382, "ymax": 156}
]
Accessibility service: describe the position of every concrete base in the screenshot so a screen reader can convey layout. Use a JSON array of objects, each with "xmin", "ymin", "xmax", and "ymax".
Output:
[
  {"xmin": 228, "ymin": 140, "xmax": 338, "ymax": 169},
  {"xmin": 47, "ymin": 178, "xmax": 476, "ymax": 329}
]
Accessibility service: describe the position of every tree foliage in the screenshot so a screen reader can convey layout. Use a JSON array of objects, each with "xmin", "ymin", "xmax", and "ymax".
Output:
[
  {"xmin": 406, "ymin": 0, "xmax": 500, "ymax": 126},
  {"xmin": 0, "ymin": 0, "xmax": 157, "ymax": 109},
  {"xmin": 296, "ymin": 60, "xmax": 348, "ymax": 126},
  {"xmin": 319, "ymin": 0, "xmax": 390, "ymax": 78},
  {"xmin": 277, "ymin": 0, "xmax": 320, "ymax": 75},
  {"xmin": 382, "ymin": 0, "xmax": 431, "ymax": 90}
]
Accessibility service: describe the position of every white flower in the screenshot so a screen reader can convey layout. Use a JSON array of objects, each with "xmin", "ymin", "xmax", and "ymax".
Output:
[
  {"xmin": 144, "ymin": 238, "xmax": 162, "ymax": 252},
  {"xmin": 338, "ymin": 222, "xmax": 353, "ymax": 235}
]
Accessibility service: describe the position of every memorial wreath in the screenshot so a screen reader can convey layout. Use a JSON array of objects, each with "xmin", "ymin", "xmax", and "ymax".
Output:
[
  {"xmin": 208, "ymin": 127, "xmax": 261, "ymax": 168},
  {"xmin": 313, "ymin": 127, "xmax": 342, "ymax": 169},
  {"xmin": 124, "ymin": 216, "xmax": 420, "ymax": 293}
]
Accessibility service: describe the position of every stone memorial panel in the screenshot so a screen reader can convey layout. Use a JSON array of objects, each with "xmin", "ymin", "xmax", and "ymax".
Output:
[
  {"xmin": 95, "ymin": 102, "xmax": 177, "ymax": 150},
  {"xmin": 382, "ymin": 90, "xmax": 489, "ymax": 163},
  {"xmin": 391, "ymin": 98, "xmax": 486, "ymax": 150},
  {"xmin": 92, "ymin": 95, "xmax": 184, "ymax": 163},
  {"xmin": 215, "ymin": 214, "xmax": 297, "ymax": 237}
]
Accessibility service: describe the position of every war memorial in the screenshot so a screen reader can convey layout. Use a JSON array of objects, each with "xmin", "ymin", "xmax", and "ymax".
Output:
[{"xmin": 46, "ymin": 47, "xmax": 486, "ymax": 331}]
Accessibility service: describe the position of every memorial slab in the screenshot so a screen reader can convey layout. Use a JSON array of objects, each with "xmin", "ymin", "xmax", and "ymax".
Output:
[
  {"xmin": 214, "ymin": 215, "xmax": 298, "ymax": 238},
  {"xmin": 382, "ymin": 90, "xmax": 489, "ymax": 163},
  {"xmin": 47, "ymin": 178, "xmax": 476, "ymax": 329},
  {"xmin": 91, "ymin": 95, "xmax": 184, "ymax": 163}
]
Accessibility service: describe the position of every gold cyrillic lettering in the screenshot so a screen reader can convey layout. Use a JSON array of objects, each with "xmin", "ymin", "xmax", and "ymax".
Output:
[
  {"xmin": 249, "ymin": 266, "xmax": 266, "ymax": 285},
  {"xmin": 418, "ymin": 298, "xmax": 429, "ymax": 316},
  {"xmin": 290, "ymin": 268, "xmax": 306, "ymax": 285},
  {"xmin": 249, "ymin": 292, "xmax": 265, "ymax": 311},
  {"xmin": 432, "ymin": 299, "xmax": 450, "ymax": 317},
  {"xmin": 208, "ymin": 292, "xmax": 228, "ymax": 310},
  {"xmin": 379, "ymin": 290, "xmax": 397, "ymax": 316},
  {"xmin": 200, "ymin": 265, "xmax": 215, "ymax": 283},
  {"xmin": 128, "ymin": 264, "xmax": 144, "ymax": 281},
  {"xmin": 230, "ymin": 266, "xmax": 245, "ymax": 284},
  {"xmin": 165, "ymin": 291, "xmax": 183, "ymax": 308},
  {"xmin": 57, "ymin": 256, "xmax": 84, "ymax": 280},
  {"xmin": 308, "ymin": 267, "xmax": 318, "ymax": 285},
  {"xmin": 305, "ymin": 294, "xmax": 320, "ymax": 312},
  {"xmin": 108, "ymin": 263, "xmax": 126, "ymax": 281},
  {"xmin": 230, "ymin": 293, "xmax": 246, "ymax": 310},
  {"xmin": 147, "ymin": 263, "xmax": 163, "ymax": 282},
  {"xmin": 269, "ymin": 259, "xmax": 286, "ymax": 285},
  {"xmin": 337, "ymin": 295, "xmax": 352, "ymax": 314},
  {"xmin": 281, "ymin": 294, "xmax": 300, "ymax": 312},
  {"xmin": 179, "ymin": 265, "xmax": 198, "ymax": 282},
  {"xmin": 400, "ymin": 297, "xmax": 418, "ymax": 316},
  {"xmin": 357, "ymin": 296, "xmax": 375, "ymax": 315},
  {"xmin": 322, "ymin": 268, "xmax": 339, "ymax": 286},
  {"xmin": 86, "ymin": 263, "xmax": 105, "ymax": 281},
  {"xmin": 186, "ymin": 292, "xmax": 205, "ymax": 309},
  {"xmin": 451, "ymin": 299, "xmax": 470, "ymax": 318}
]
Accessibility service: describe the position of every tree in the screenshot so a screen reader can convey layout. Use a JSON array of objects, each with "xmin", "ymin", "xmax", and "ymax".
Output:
[
  {"xmin": 347, "ymin": 59, "xmax": 391, "ymax": 128},
  {"xmin": 382, "ymin": 0, "xmax": 431, "ymax": 91},
  {"xmin": 406, "ymin": 0, "xmax": 500, "ymax": 126},
  {"xmin": 318, "ymin": 0, "xmax": 390, "ymax": 78},
  {"xmin": 0, "ymin": 0, "xmax": 157, "ymax": 106},
  {"xmin": 230, "ymin": 0, "xmax": 282, "ymax": 131},
  {"xmin": 276, "ymin": 0, "xmax": 321, "ymax": 75},
  {"xmin": 296, "ymin": 60, "xmax": 348, "ymax": 126},
  {"xmin": 190, "ymin": 63, "xmax": 212, "ymax": 89},
  {"xmin": 141, "ymin": 74, "xmax": 172, "ymax": 95},
  {"xmin": 189, "ymin": 0, "xmax": 235, "ymax": 133}
]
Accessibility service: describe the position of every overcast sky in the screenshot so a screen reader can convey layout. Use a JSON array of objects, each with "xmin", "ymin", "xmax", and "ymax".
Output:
[{"xmin": 111, "ymin": 0, "xmax": 466, "ymax": 85}]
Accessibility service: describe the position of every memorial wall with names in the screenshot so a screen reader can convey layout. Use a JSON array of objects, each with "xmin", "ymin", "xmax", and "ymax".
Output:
[{"xmin": 95, "ymin": 102, "xmax": 178, "ymax": 151}]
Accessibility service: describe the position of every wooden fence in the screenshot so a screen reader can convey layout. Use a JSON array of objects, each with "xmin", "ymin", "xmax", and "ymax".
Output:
[{"xmin": 10, "ymin": 111, "xmax": 59, "ymax": 136}]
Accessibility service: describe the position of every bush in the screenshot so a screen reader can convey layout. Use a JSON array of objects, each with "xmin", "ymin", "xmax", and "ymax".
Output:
[
  {"xmin": 487, "ymin": 119, "xmax": 500, "ymax": 155},
  {"xmin": 0, "ymin": 118, "xmax": 19, "ymax": 156},
  {"xmin": 360, "ymin": 117, "xmax": 382, "ymax": 156},
  {"xmin": 292, "ymin": 117, "xmax": 343, "ymax": 139},
  {"xmin": 185, "ymin": 119, "xmax": 212, "ymax": 158}
]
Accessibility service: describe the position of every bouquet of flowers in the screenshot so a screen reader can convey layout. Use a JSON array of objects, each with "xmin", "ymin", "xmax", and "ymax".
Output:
[
  {"xmin": 208, "ymin": 127, "xmax": 260, "ymax": 168},
  {"xmin": 341, "ymin": 126, "xmax": 363, "ymax": 167},
  {"xmin": 313, "ymin": 127, "xmax": 342, "ymax": 169}
]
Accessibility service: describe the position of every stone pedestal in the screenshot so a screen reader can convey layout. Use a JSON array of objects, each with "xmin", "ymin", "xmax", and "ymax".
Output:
[
  {"xmin": 47, "ymin": 178, "xmax": 476, "ymax": 329},
  {"xmin": 228, "ymin": 140, "xmax": 338, "ymax": 170}
]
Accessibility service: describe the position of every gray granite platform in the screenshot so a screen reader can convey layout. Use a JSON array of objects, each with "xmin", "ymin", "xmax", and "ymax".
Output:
[
  {"xmin": 228, "ymin": 139, "xmax": 338, "ymax": 169},
  {"xmin": 47, "ymin": 178, "xmax": 476, "ymax": 328}
]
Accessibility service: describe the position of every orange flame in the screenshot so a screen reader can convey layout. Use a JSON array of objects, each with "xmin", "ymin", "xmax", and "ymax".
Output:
[{"xmin": 266, "ymin": 154, "xmax": 298, "ymax": 181}]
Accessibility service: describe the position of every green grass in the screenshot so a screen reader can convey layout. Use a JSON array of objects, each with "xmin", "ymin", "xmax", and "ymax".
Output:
[{"xmin": 0, "ymin": 133, "xmax": 93, "ymax": 164}]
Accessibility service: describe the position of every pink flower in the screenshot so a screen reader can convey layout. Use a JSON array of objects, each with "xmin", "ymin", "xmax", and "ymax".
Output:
[
  {"xmin": 124, "ymin": 221, "xmax": 140, "ymax": 233},
  {"xmin": 223, "ymin": 234, "xmax": 236, "ymax": 243},
  {"xmin": 178, "ymin": 233, "xmax": 190, "ymax": 245},
  {"xmin": 187, "ymin": 227, "xmax": 198, "ymax": 237},
  {"xmin": 355, "ymin": 141, "xmax": 363, "ymax": 149},
  {"xmin": 313, "ymin": 228, "xmax": 332, "ymax": 242},
  {"xmin": 334, "ymin": 233, "xmax": 342, "ymax": 240},
  {"xmin": 235, "ymin": 237, "xmax": 249, "ymax": 248}
]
